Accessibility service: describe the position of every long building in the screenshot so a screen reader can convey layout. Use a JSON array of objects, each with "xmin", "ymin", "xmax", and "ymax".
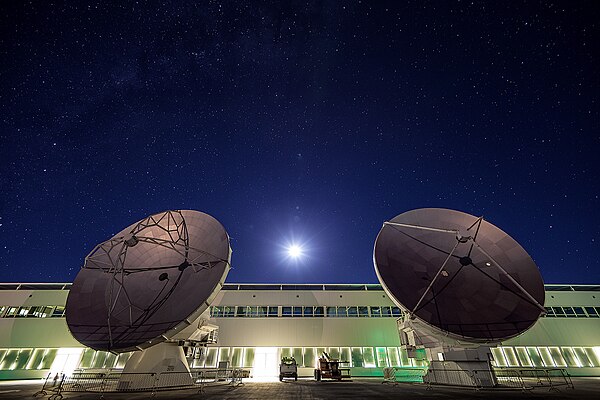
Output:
[{"xmin": 0, "ymin": 282, "xmax": 598, "ymax": 380}]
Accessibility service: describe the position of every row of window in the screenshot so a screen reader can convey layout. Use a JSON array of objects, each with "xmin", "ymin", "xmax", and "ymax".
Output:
[
  {"xmin": 1, "ymin": 304, "xmax": 599, "ymax": 319},
  {"xmin": 189, "ymin": 346, "xmax": 427, "ymax": 369},
  {"xmin": 211, "ymin": 305, "xmax": 600, "ymax": 319},
  {"xmin": 188, "ymin": 345, "xmax": 600, "ymax": 370},
  {"xmin": 544, "ymin": 306, "xmax": 600, "ymax": 318},
  {"xmin": 0, "ymin": 345, "xmax": 598, "ymax": 372},
  {"xmin": 0, "ymin": 305, "xmax": 65, "ymax": 318},
  {"xmin": 0, "ymin": 348, "xmax": 58, "ymax": 371},
  {"xmin": 492, "ymin": 346, "xmax": 600, "ymax": 368},
  {"xmin": 210, "ymin": 305, "xmax": 403, "ymax": 318}
]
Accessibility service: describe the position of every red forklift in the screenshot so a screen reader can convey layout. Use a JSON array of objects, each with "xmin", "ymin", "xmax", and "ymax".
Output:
[{"xmin": 314, "ymin": 352, "xmax": 351, "ymax": 381}]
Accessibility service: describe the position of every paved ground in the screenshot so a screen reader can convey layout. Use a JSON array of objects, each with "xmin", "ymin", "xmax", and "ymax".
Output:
[{"xmin": 1, "ymin": 377, "xmax": 599, "ymax": 399}]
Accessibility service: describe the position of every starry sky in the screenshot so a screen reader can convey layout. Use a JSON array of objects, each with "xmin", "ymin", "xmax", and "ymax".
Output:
[{"xmin": 0, "ymin": 1, "xmax": 598, "ymax": 285}]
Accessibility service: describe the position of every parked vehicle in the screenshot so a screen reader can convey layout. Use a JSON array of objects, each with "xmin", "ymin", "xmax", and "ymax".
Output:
[
  {"xmin": 279, "ymin": 357, "xmax": 298, "ymax": 381},
  {"xmin": 314, "ymin": 352, "xmax": 351, "ymax": 381}
]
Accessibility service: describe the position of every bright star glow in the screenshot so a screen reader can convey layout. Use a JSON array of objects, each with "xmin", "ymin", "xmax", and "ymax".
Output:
[{"xmin": 287, "ymin": 244, "xmax": 303, "ymax": 258}]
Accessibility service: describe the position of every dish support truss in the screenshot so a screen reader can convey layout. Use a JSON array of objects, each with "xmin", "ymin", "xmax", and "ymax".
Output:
[
  {"xmin": 383, "ymin": 216, "xmax": 546, "ymax": 320},
  {"xmin": 83, "ymin": 210, "xmax": 229, "ymax": 349}
]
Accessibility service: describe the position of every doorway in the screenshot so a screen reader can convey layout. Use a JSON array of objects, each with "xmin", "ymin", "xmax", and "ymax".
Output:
[{"xmin": 252, "ymin": 347, "xmax": 278, "ymax": 378}]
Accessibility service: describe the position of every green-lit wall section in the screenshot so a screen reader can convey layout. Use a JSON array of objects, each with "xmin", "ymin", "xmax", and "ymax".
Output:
[{"xmin": 0, "ymin": 283, "xmax": 598, "ymax": 379}]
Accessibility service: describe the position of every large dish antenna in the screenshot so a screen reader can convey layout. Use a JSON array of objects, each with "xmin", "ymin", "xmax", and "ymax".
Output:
[
  {"xmin": 66, "ymin": 210, "xmax": 231, "ymax": 352},
  {"xmin": 374, "ymin": 208, "xmax": 545, "ymax": 343}
]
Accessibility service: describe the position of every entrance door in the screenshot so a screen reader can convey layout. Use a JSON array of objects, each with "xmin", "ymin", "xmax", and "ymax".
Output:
[
  {"xmin": 252, "ymin": 347, "xmax": 278, "ymax": 378},
  {"xmin": 50, "ymin": 348, "xmax": 83, "ymax": 376}
]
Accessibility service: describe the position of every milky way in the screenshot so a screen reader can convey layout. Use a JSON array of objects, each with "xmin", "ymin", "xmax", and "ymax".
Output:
[{"xmin": 0, "ymin": 1, "xmax": 598, "ymax": 284}]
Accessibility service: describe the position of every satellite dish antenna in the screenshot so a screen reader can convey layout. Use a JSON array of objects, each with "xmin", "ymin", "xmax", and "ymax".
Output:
[
  {"xmin": 66, "ymin": 210, "xmax": 231, "ymax": 384},
  {"xmin": 373, "ymin": 208, "xmax": 545, "ymax": 386}
]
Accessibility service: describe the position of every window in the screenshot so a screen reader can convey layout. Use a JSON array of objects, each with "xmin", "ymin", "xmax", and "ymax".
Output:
[
  {"xmin": 376, "ymin": 347, "xmax": 389, "ymax": 367},
  {"xmin": 328, "ymin": 347, "xmax": 340, "ymax": 360},
  {"xmin": 223, "ymin": 306, "xmax": 235, "ymax": 317},
  {"xmin": 303, "ymin": 306, "xmax": 313, "ymax": 317},
  {"xmin": 544, "ymin": 307, "xmax": 555, "ymax": 317},
  {"xmin": 351, "ymin": 347, "xmax": 363, "ymax": 367},
  {"xmin": 387, "ymin": 347, "xmax": 400, "ymax": 367},
  {"xmin": 304, "ymin": 348, "xmax": 316, "ymax": 368},
  {"xmin": 235, "ymin": 306, "xmax": 246, "ymax": 317},
  {"xmin": 52, "ymin": 306, "xmax": 65, "ymax": 317},
  {"xmin": 551, "ymin": 307, "xmax": 565, "ymax": 317},
  {"xmin": 563, "ymin": 307, "xmax": 576, "ymax": 318},
  {"xmin": 584, "ymin": 307, "xmax": 599, "ymax": 317},
  {"xmin": 503, "ymin": 347, "xmax": 519, "ymax": 367},
  {"xmin": 211, "ymin": 306, "xmax": 222, "ymax": 317},
  {"xmin": 27, "ymin": 307, "xmax": 42, "ymax": 317},
  {"xmin": 573, "ymin": 347, "xmax": 593, "ymax": 367},
  {"xmin": 585, "ymin": 347, "xmax": 600, "ymax": 366},
  {"xmin": 293, "ymin": 306, "xmax": 303, "ymax": 317},
  {"xmin": 347, "ymin": 306, "xmax": 358, "ymax": 317},
  {"xmin": 40, "ymin": 349, "xmax": 57, "ymax": 369},
  {"xmin": 79, "ymin": 349, "xmax": 95, "ymax": 369},
  {"xmin": 341, "ymin": 347, "xmax": 351, "ymax": 365},
  {"xmin": 218, "ymin": 347, "xmax": 230, "ymax": 363},
  {"xmin": 336, "ymin": 307, "xmax": 347, "ymax": 317},
  {"xmin": 38, "ymin": 306, "xmax": 55, "ymax": 318},
  {"xmin": 231, "ymin": 348, "xmax": 243, "ymax": 367},
  {"xmin": 526, "ymin": 347, "xmax": 543, "ymax": 367},
  {"xmin": 281, "ymin": 348, "xmax": 292, "ymax": 358},
  {"xmin": 381, "ymin": 306, "xmax": 392, "ymax": 317},
  {"xmin": 282, "ymin": 306, "xmax": 292, "ymax": 317},
  {"xmin": 370, "ymin": 306, "xmax": 381, "ymax": 317},
  {"xmin": 268, "ymin": 306, "xmax": 278, "ymax": 317},
  {"xmin": 13, "ymin": 349, "xmax": 33, "ymax": 370},
  {"xmin": 243, "ymin": 348, "xmax": 255, "ymax": 368},
  {"xmin": 26, "ymin": 349, "xmax": 46, "ymax": 369},
  {"xmin": 92, "ymin": 352, "xmax": 107, "ymax": 369},
  {"xmin": 363, "ymin": 347, "xmax": 376, "ymax": 367},
  {"xmin": 327, "ymin": 307, "xmax": 336, "ymax": 317},
  {"xmin": 205, "ymin": 348, "xmax": 218, "ymax": 368},
  {"xmin": 16, "ymin": 307, "xmax": 31, "ymax": 318},
  {"xmin": 515, "ymin": 347, "xmax": 532, "ymax": 367},
  {"xmin": 358, "ymin": 306, "xmax": 369, "ymax": 317},
  {"xmin": 573, "ymin": 307, "xmax": 586, "ymax": 317},
  {"xmin": 391, "ymin": 307, "xmax": 402, "ymax": 317},
  {"xmin": 293, "ymin": 348, "xmax": 303, "ymax": 366},
  {"xmin": 314, "ymin": 306, "xmax": 324, "ymax": 317},
  {"xmin": 257, "ymin": 306, "xmax": 267, "ymax": 317},
  {"xmin": 491, "ymin": 348, "xmax": 507, "ymax": 367},
  {"xmin": 0, "ymin": 349, "xmax": 18, "ymax": 369},
  {"xmin": 549, "ymin": 347, "xmax": 567, "ymax": 367},
  {"xmin": 398, "ymin": 347, "xmax": 411, "ymax": 366}
]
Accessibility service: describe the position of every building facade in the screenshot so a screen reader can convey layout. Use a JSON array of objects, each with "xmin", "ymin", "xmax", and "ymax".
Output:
[{"xmin": 0, "ymin": 282, "xmax": 598, "ymax": 380}]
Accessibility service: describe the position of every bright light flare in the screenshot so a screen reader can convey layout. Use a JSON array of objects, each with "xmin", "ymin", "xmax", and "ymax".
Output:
[{"xmin": 287, "ymin": 244, "xmax": 304, "ymax": 258}]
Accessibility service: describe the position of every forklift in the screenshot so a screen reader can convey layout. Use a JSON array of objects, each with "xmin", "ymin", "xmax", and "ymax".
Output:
[{"xmin": 314, "ymin": 352, "xmax": 351, "ymax": 381}]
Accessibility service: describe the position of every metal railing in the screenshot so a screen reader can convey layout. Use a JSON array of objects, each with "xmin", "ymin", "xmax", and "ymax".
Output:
[
  {"xmin": 34, "ymin": 368, "xmax": 248, "ymax": 398},
  {"xmin": 421, "ymin": 367, "xmax": 574, "ymax": 391},
  {"xmin": 382, "ymin": 367, "xmax": 427, "ymax": 384},
  {"xmin": 494, "ymin": 367, "xmax": 574, "ymax": 391}
]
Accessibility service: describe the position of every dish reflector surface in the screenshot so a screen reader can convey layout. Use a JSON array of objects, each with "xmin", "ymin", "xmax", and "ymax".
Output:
[
  {"xmin": 374, "ymin": 208, "xmax": 544, "ymax": 342},
  {"xmin": 66, "ymin": 210, "xmax": 231, "ymax": 352}
]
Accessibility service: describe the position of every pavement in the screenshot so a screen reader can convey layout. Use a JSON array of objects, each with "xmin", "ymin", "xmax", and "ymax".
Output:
[{"xmin": 1, "ymin": 377, "xmax": 599, "ymax": 399}]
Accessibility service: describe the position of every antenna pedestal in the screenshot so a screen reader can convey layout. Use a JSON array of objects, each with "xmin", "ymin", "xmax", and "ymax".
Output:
[
  {"xmin": 119, "ymin": 342, "xmax": 192, "ymax": 390},
  {"xmin": 398, "ymin": 317, "xmax": 497, "ymax": 387}
]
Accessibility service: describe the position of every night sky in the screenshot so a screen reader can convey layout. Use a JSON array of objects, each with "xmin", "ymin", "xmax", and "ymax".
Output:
[{"xmin": 1, "ymin": 1, "xmax": 598, "ymax": 285}]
